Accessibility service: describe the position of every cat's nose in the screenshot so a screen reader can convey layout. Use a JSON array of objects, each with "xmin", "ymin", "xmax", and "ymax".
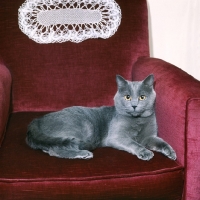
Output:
[{"xmin": 132, "ymin": 106, "xmax": 137, "ymax": 110}]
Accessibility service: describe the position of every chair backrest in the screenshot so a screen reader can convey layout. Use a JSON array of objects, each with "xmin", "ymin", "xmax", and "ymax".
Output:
[{"xmin": 0, "ymin": 0, "xmax": 149, "ymax": 112}]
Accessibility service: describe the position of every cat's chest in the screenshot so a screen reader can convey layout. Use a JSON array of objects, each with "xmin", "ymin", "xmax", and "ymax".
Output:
[
  {"xmin": 128, "ymin": 119, "xmax": 145, "ymax": 136},
  {"xmin": 115, "ymin": 116, "xmax": 148, "ymax": 136}
]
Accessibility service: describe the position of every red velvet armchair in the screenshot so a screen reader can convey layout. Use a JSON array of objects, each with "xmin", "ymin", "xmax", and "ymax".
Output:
[{"xmin": 0, "ymin": 0, "xmax": 199, "ymax": 199}]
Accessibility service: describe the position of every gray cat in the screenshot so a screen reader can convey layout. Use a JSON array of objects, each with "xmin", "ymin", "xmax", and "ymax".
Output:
[{"xmin": 26, "ymin": 74, "xmax": 176, "ymax": 161}]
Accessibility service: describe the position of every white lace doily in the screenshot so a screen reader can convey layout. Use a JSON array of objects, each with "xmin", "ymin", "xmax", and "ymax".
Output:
[{"xmin": 18, "ymin": 0, "xmax": 121, "ymax": 43}]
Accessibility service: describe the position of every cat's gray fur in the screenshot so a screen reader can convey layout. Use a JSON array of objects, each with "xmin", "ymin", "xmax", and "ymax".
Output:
[{"xmin": 26, "ymin": 74, "xmax": 176, "ymax": 160}]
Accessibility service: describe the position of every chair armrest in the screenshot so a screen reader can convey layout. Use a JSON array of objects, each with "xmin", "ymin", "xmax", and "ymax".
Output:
[
  {"xmin": 0, "ymin": 61, "xmax": 12, "ymax": 146},
  {"xmin": 132, "ymin": 56, "xmax": 200, "ymax": 200}
]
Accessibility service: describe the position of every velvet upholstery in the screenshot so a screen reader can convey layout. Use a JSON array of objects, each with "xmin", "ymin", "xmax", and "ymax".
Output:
[
  {"xmin": 0, "ymin": 61, "xmax": 12, "ymax": 146},
  {"xmin": 0, "ymin": 0, "xmax": 198, "ymax": 199},
  {"xmin": 132, "ymin": 57, "xmax": 200, "ymax": 200},
  {"xmin": 0, "ymin": 112, "xmax": 184, "ymax": 200},
  {"xmin": 0, "ymin": 0, "xmax": 149, "ymax": 112}
]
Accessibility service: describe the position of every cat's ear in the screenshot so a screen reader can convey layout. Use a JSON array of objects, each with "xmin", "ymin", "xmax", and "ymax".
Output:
[
  {"xmin": 143, "ymin": 74, "xmax": 154, "ymax": 87},
  {"xmin": 116, "ymin": 75, "xmax": 128, "ymax": 91}
]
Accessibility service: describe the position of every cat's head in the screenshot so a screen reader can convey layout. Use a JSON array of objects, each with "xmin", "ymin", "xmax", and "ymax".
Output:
[{"xmin": 114, "ymin": 74, "xmax": 156, "ymax": 118}]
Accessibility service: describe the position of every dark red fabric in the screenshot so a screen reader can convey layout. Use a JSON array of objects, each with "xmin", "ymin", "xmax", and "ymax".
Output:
[
  {"xmin": 0, "ymin": 61, "xmax": 12, "ymax": 146},
  {"xmin": 0, "ymin": 0, "xmax": 149, "ymax": 112},
  {"xmin": 132, "ymin": 57, "xmax": 200, "ymax": 200},
  {"xmin": 185, "ymin": 99, "xmax": 200, "ymax": 200},
  {"xmin": 0, "ymin": 113, "xmax": 184, "ymax": 200},
  {"xmin": 0, "ymin": 1, "xmax": 187, "ymax": 199}
]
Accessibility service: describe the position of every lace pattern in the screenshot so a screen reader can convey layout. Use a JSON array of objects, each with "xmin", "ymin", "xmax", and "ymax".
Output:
[{"xmin": 18, "ymin": 0, "xmax": 121, "ymax": 43}]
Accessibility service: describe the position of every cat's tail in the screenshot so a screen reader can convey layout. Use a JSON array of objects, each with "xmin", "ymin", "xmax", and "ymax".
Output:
[
  {"xmin": 26, "ymin": 118, "xmax": 93, "ymax": 159},
  {"xmin": 26, "ymin": 118, "xmax": 74, "ymax": 152}
]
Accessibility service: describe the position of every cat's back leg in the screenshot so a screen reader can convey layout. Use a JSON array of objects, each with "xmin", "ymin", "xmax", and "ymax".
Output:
[
  {"xmin": 42, "ymin": 138, "xmax": 94, "ymax": 159},
  {"xmin": 45, "ymin": 147, "xmax": 93, "ymax": 159},
  {"xmin": 27, "ymin": 109, "xmax": 95, "ymax": 159}
]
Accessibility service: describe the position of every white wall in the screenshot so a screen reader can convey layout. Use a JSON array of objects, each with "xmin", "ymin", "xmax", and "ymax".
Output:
[{"xmin": 147, "ymin": 0, "xmax": 200, "ymax": 80}]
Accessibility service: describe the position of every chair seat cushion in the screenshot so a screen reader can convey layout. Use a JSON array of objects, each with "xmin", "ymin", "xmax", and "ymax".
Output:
[{"xmin": 0, "ymin": 112, "xmax": 184, "ymax": 200}]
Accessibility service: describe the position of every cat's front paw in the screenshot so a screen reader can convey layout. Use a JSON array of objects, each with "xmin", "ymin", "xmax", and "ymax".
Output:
[
  {"xmin": 137, "ymin": 148, "xmax": 154, "ymax": 161},
  {"xmin": 162, "ymin": 146, "xmax": 177, "ymax": 160}
]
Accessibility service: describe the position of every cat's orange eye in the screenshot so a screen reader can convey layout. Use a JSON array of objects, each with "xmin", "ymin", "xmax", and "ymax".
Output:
[
  {"xmin": 139, "ymin": 95, "xmax": 146, "ymax": 101},
  {"xmin": 124, "ymin": 95, "xmax": 132, "ymax": 101}
]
